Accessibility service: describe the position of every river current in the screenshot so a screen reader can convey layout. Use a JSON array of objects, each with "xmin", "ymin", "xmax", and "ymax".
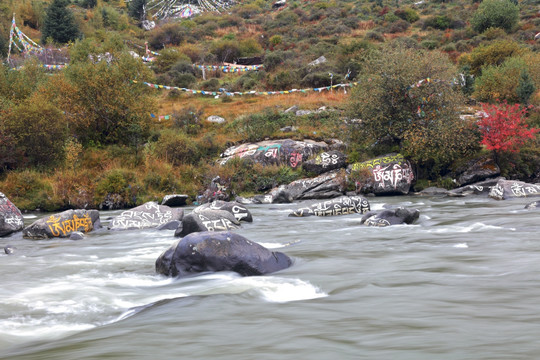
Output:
[{"xmin": 0, "ymin": 195, "xmax": 539, "ymax": 360}]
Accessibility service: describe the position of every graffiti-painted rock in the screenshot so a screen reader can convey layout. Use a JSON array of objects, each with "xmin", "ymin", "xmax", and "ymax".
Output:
[
  {"xmin": 525, "ymin": 201, "xmax": 540, "ymax": 210},
  {"xmin": 349, "ymin": 153, "xmax": 415, "ymax": 195},
  {"xmin": 156, "ymin": 231, "xmax": 292, "ymax": 277},
  {"xmin": 284, "ymin": 170, "xmax": 346, "ymax": 200},
  {"xmin": 23, "ymin": 210, "xmax": 101, "ymax": 239},
  {"xmin": 174, "ymin": 210, "xmax": 241, "ymax": 238},
  {"xmin": 194, "ymin": 201, "xmax": 253, "ymax": 222},
  {"xmin": 289, "ymin": 196, "xmax": 370, "ymax": 217},
  {"xmin": 0, "ymin": 192, "xmax": 24, "ymax": 237},
  {"xmin": 302, "ymin": 150, "xmax": 347, "ymax": 175},
  {"xmin": 200, "ymin": 176, "xmax": 230, "ymax": 204},
  {"xmin": 108, "ymin": 202, "xmax": 184, "ymax": 231},
  {"xmin": 161, "ymin": 194, "xmax": 189, "ymax": 207},
  {"xmin": 360, "ymin": 207, "xmax": 420, "ymax": 227},
  {"xmin": 219, "ymin": 139, "xmax": 328, "ymax": 169},
  {"xmin": 448, "ymin": 178, "xmax": 503, "ymax": 197},
  {"xmin": 489, "ymin": 179, "xmax": 540, "ymax": 200},
  {"xmin": 456, "ymin": 157, "xmax": 500, "ymax": 186}
]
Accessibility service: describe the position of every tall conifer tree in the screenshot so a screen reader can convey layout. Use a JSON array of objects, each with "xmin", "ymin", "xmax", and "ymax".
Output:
[{"xmin": 41, "ymin": 0, "xmax": 80, "ymax": 44}]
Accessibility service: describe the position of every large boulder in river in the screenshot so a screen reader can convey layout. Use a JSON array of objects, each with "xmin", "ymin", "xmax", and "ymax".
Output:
[
  {"xmin": 236, "ymin": 186, "xmax": 293, "ymax": 204},
  {"xmin": 284, "ymin": 170, "xmax": 346, "ymax": 200},
  {"xmin": 175, "ymin": 210, "xmax": 241, "ymax": 238},
  {"xmin": 489, "ymin": 179, "xmax": 540, "ymax": 200},
  {"xmin": 156, "ymin": 231, "xmax": 292, "ymax": 277},
  {"xmin": 109, "ymin": 202, "xmax": 184, "ymax": 230},
  {"xmin": 193, "ymin": 201, "xmax": 253, "ymax": 222},
  {"xmin": 302, "ymin": 150, "xmax": 347, "ymax": 175},
  {"xmin": 0, "ymin": 192, "xmax": 24, "ymax": 237},
  {"xmin": 360, "ymin": 207, "xmax": 420, "ymax": 227},
  {"xmin": 349, "ymin": 153, "xmax": 415, "ymax": 195},
  {"xmin": 289, "ymin": 196, "xmax": 370, "ymax": 217},
  {"xmin": 0, "ymin": 192, "xmax": 24, "ymax": 236},
  {"xmin": 23, "ymin": 209, "xmax": 101, "ymax": 239},
  {"xmin": 219, "ymin": 139, "xmax": 328, "ymax": 169}
]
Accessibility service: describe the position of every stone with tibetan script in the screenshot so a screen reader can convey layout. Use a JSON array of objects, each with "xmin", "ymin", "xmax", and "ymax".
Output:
[
  {"xmin": 360, "ymin": 207, "xmax": 420, "ymax": 227},
  {"xmin": 302, "ymin": 150, "xmax": 347, "ymax": 175},
  {"xmin": 23, "ymin": 209, "xmax": 101, "ymax": 239},
  {"xmin": 525, "ymin": 201, "xmax": 540, "ymax": 210},
  {"xmin": 109, "ymin": 202, "xmax": 183, "ymax": 230},
  {"xmin": 174, "ymin": 210, "xmax": 241, "ymax": 238},
  {"xmin": 193, "ymin": 200, "xmax": 253, "ymax": 223},
  {"xmin": 488, "ymin": 179, "xmax": 540, "ymax": 201},
  {"xmin": 219, "ymin": 139, "xmax": 328, "ymax": 169},
  {"xmin": 348, "ymin": 153, "xmax": 415, "ymax": 196},
  {"xmin": 288, "ymin": 196, "xmax": 370, "ymax": 217},
  {"xmin": 0, "ymin": 192, "xmax": 24, "ymax": 237}
]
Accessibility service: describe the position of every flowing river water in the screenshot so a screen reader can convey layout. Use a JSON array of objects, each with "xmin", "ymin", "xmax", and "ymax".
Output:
[{"xmin": 0, "ymin": 195, "xmax": 539, "ymax": 360}]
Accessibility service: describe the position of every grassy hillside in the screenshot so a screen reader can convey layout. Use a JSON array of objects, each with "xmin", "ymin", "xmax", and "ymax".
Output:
[{"xmin": 0, "ymin": 0, "xmax": 539, "ymax": 211}]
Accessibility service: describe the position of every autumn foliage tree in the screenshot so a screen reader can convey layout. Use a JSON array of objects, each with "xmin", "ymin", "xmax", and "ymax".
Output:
[{"xmin": 478, "ymin": 101, "xmax": 539, "ymax": 161}]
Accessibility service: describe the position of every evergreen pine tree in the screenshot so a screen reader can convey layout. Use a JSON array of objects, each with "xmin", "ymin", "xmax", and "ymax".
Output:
[
  {"xmin": 516, "ymin": 70, "xmax": 536, "ymax": 105},
  {"xmin": 129, "ymin": 0, "xmax": 147, "ymax": 22},
  {"xmin": 41, "ymin": 0, "xmax": 80, "ymax": 44}
]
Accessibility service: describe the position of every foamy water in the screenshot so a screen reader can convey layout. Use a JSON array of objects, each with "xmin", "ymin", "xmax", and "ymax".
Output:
[{"xmin": 1, "ymin": 196, "xmax": 540, "ymax": 359}]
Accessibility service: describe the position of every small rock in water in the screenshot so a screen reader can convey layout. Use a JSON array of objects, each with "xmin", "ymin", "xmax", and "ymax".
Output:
[
  {"xmin": 4, "ymin": 245, "xmax": 16, "ymax": 255},
  {"xmin": 69, "ymin": 232, "xmax": 85, "ymax": 240}
]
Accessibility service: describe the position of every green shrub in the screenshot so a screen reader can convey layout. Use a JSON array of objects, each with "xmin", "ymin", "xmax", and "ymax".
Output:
[
  {"xmin": 472, "ymin": 0, "xmax": 519, "ymax": 33},
  {"xmin": 148, "ymin": 23, "xmax": 189, "ymax": 49},
  {"xmin": 153, "ymin": 130, "xmax": 201, "ymax": 165},
  {"xmin": 395, "ymin": 8, "xmax": 419, "ymax": 23},
  {"xmin": 458, "ymin": 40, "xmax": 525, "ymax": 76},
  {"xmin": 473, "ymin": 56, "xmax": 529, "ymax": 103}
]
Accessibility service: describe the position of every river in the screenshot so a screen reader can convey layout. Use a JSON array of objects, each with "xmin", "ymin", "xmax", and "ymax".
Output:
[{"xmin": 0, "ymin": 195, "xmax": 539, "ymax": 360}]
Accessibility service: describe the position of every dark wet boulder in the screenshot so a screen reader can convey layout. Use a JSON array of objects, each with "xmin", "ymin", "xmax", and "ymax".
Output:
[
  {"xmin": 200, "ymin": 176, "xmax": 230, "ymax": 204},
  {"xmin": 157, "ymin": 220, "xmax": 182, "ymax": 230},
  {"xmin": 525, "ymin": 201, "xmax": 540, "ymax": 210},
  {"xmin": 360, "ymin": 207, "xmax": 420, "ymax": 227},
  {"xmin": 489, "ymin": 179, "xmax": 540, "ymax": 200},
  {"xmin": 289, "ymin": 196, "xmax": 370, "ymax": 217},
  {"xmin": 448, "ymin": 177, "xmax": 503, "ymax": 197},
  {"xmin": 0, "ymin": 192, "xmax": 24, "ymax": 237},
  {"xmin": 193, "ymin": 200, "xmax": 253, "ymax": 222},
  {"xmin": 156, "ymin": 231, "xmax": 292, "ymax": 277},
  {"xmin": 302, "ymin": 150, "xmax": 347, "ymax": 175},
  {"xmin": 108, "ymin": 202, "xmax": 184, "ymax": 231},
  {"xmin": 175, "ymin": 210, "xmax": 241, "ymax": 238},
  {"xmin": 161, "ymin": 194, "xmax": 188, "ymax": 207},
  {"xmin": 349, "ymin": 153, "xmax": 415, "ymax": 195},
  {"xmin": 23, "ymin": 209, "xmax": 101, "ymax": 239},
  {"xmin": 284, "ymin": 170, "xmax": 346, "ymax": 200},
  {"xmin": 455, "ymin": 156, "xmax": 500, "ymax": 186},
  {"xmin": 219, "ymin": 139, "xmax": 328, "ymax": 169}
]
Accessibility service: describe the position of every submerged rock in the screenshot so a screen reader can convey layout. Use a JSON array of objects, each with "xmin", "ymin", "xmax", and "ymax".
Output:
[
  {"xmin": 0, "ymin": 192, "xmax": 24, "ymax": 237},
  {"xmin": 109, "ymin": 202, "xmax": 184, "ymax": 231},
  {"xmin": 360, "ymin": 207, "xmax": 420, "ymax": 227},
  {"xmin": 156, "ymin": 231, "xmax": 292, "ymax": 277},
  {"xmin": 23, "ymin": 210, "xmax": 101, "ymax": 239},
  {"xmin": 525, "ymin": 201, "xmax": 540, "ymax": 210},
  {"xmin": 289, "ymin": 196, "xmax": 370, "ymax": 217}
]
